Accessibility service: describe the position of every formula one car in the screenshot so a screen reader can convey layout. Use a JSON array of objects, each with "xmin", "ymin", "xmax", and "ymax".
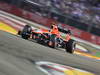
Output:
[{"xmin": 18, "ymin": 25, "xmax": 76, "ymax": 54}]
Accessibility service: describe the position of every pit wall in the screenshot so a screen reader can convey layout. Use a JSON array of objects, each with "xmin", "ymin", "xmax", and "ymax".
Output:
[{"xmin": 0, "ymin": 2, "xmax": 100, "ymax": 45}]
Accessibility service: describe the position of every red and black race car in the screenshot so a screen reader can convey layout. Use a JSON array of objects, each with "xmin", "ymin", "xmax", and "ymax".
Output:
[{"xmin": 18, "ymin": 25, "xmax": 76, "ymax": 54}]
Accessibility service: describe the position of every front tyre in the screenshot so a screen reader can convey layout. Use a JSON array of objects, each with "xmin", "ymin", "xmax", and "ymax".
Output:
[
  {"xmin": 21, "ymin": 25, "xmax": 32, "ymax": 39},
  {"xmin": 21, "ymin": 34, "xmax": 29, "ymax": 39},
  {"xmin": 65, "ymin": 39, "xmax": 76, "ymax": 54}
]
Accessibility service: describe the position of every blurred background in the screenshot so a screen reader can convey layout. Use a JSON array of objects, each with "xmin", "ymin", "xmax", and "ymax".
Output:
[{"xmin": 0, "ymin": 0, "xmax": 100, "ymax": 41}]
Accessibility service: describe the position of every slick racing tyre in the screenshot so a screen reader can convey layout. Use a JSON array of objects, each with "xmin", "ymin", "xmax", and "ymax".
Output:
[
  {"xmin": 22, "ymin": 34, "xmax": 30, "ymax": 39},
  {"xmin": 21, "ymin": 25, "xmax": 32, "ymax": 39},
  {"xmin": 65, "ymin": 39, "xmax": 76, "ymax": 54}
]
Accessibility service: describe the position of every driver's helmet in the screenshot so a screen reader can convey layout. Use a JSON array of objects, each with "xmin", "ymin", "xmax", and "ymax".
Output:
[{"xmin": 51, "ymin": 24, "xmax": 56, "ymax": 29}]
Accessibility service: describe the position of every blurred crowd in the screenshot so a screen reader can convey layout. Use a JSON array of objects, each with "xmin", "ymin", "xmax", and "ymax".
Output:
[{"xmin": 31, "ymin": 0, "xmax": 100, "ymax": 28}]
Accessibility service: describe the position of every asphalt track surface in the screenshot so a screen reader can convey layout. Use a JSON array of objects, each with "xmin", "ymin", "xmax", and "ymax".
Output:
[{"xmin": 0, "ymin": 30, "xmax": 100, "ymax": 75}]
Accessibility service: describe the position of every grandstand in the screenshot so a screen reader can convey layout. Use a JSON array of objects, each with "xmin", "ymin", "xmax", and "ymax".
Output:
[
  {"xmin": 0, "ymin": 0, "xmax": 100, "ymax": 36},
  {"xmin": 32, "ymin": 0, "xmax": 100, "ymax": 28}
]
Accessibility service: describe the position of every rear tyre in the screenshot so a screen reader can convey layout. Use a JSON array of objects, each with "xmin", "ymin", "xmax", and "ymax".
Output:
[{"xmin": 65, "ymin": 39, "xmax": 76, "ymax": 54}]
